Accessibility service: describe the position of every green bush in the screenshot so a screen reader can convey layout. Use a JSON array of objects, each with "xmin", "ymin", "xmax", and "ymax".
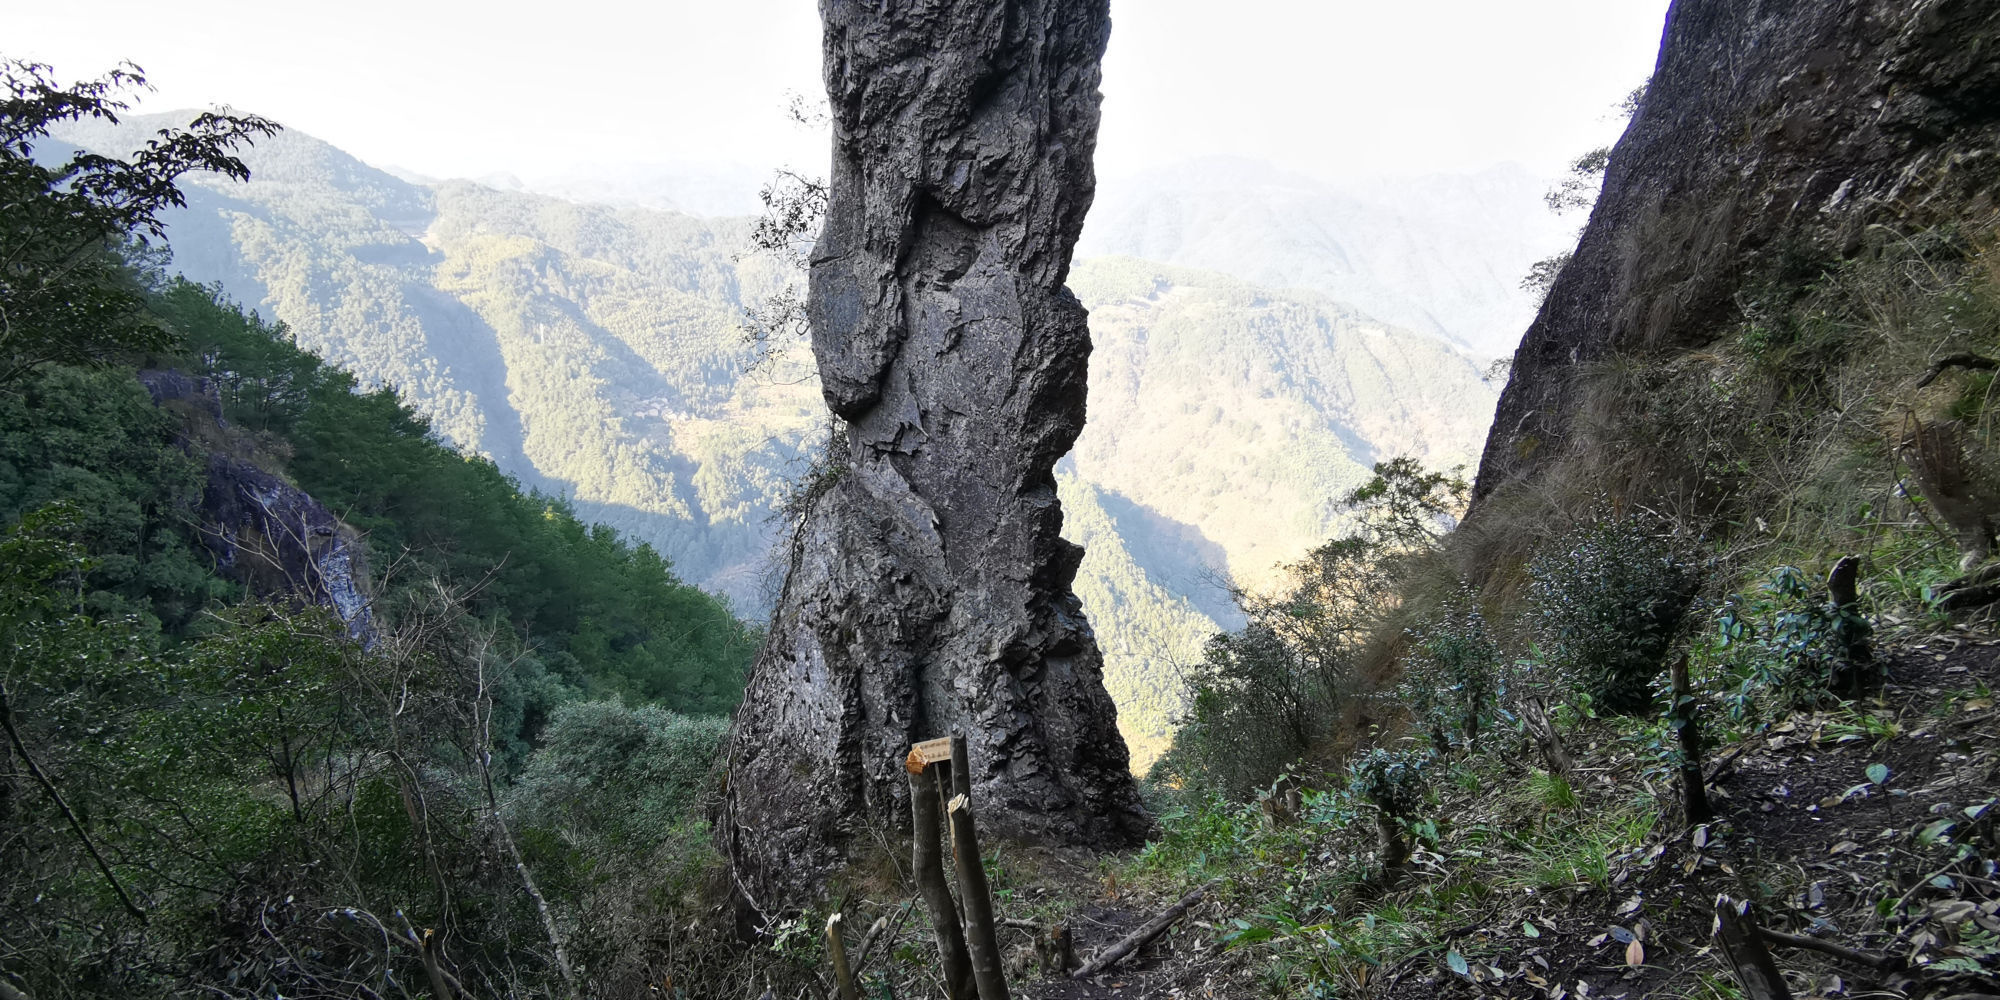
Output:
[
  {"xmin": 1347, "ymin": 746, "xmax": 1429, "ymax": 824},
  {"xmin": 1148, "ymin": 626, "xmax": 1324, "ymax": 802},
  {"xmin": 508, "ymin": 700, "xmax": 726, "ymax": 854},
  {"xmin": 1527, "ymin": 510, "xmax": 1697, "ymax": 715},
  {"xmin": 1401, "ymin": 586, "xmax": 1502, "ymax": 751},
  {"xmin": 1713, "ymin": 564, "xmax": 1876, "ymax": 712},
  {"xmin": 1348, "ymin": 745, "xmax": 1432, "ymax": 868}
]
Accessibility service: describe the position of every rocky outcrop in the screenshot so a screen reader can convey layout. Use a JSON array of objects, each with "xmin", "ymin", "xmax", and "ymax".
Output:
[
  {"xmin": 198, "ymin": 454, "xmax": 374, "ymax": 641},
  {"xmin": 720, "ymin": 0, "xmax": 1148, "ymax": 905},
  {"xmin": 1471, "ymin": 0, "xmax": 2000, "ymax": 514},
  {"xmin": 139, "ymin": 370, "xmax": 374, "ymax": 640}
]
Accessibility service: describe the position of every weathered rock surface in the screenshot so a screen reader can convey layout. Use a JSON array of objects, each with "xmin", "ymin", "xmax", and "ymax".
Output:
[
  {"xmin": 139, "ymin": 369, "xmax": 374, "ymax": 639},
  {"xmin": 1471, "ymin": 0, "xmax": 2000, "ymax": 515},
  {"xmin": 721, "ymin": 0, "xmax": 1148, "ymax": 905}
]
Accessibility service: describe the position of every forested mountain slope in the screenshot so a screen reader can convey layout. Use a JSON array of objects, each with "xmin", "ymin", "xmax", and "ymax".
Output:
[
  {"xmin": 52, "ymin": 118, "xmax": 1496, "ymax": 765},
  {"xmin": 53, "ymin": 116, "xmax": 821, "ymax": 607}
]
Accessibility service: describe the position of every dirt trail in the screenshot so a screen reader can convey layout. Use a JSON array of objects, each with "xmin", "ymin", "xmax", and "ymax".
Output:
[{"xmin": 1009, "ymin": 637, "xmax": 2000, "ymax": 1000}]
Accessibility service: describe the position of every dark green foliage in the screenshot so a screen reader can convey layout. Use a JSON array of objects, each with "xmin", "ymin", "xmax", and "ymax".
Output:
[
  {"xmin": 1153, "ymin": 459, "xmax": 1466, "ymax": 799},
  {"xmin": 1342, "ymin": 457, "xmax": 1467, "ymax": 553},
  {"xmin": 1401, "ymin": 586, "xmax": 1502, "ymax": 751},
  {"xmin": 1347, "ymin": 745, "xmax": 1429, "ymax": 825},
  {"xmin": 507, "ymin": 700, "xmax": 725, "ymax": 853},
  {"xmin": 0, "ymin": 367, "xmax": 229, "ymax": 630},
  {"xmin": 1713, "ymin": 564, "xmax": 1878, "ymax": 713},
  {"xmin": 0, "ymin": 60, "xmax": 276, "ymax": 385},
  {"xmin": 152, "ymin": 279, "xmax": 755, "ymax": 714},
  {"xmin": 0, "ymin": 67, "xmax": 754, "ymax": 998},
  {"xmin": 1151, "ymin": 626, "xmax": 1323, "ymax": 802},
  {"xmin": 1527, "ymin": 510, "xmax": 1697, "ymax": 715}
]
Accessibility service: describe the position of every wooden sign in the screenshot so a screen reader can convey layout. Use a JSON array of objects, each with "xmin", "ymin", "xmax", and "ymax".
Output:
[{"xmin": 906, "ymin": 737, "xmax": 953, "ymax": 774}]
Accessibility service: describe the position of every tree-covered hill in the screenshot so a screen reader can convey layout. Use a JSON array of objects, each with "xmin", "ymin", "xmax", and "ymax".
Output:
[
  {"xmin": 1071, "ymin": 256, "xmax": 1496, "ymax": 591},
  {"xmin": 50, "ymin": 116, "xmax": 1498, "ymax": 763},
  {"xmin": 2, "ymin": 74, "xmax": 759, "ymax": 1000}
]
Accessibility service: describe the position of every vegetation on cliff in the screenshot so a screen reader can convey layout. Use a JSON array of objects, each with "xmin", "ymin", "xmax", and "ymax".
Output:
[{"xmin": 2, "ymin": 62, "xmax": 756, "ymax": 1000}]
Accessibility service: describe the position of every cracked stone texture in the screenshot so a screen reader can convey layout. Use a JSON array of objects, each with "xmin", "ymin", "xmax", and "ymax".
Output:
[
  {"xmin": 1469, "ymin": 0, "xmax": 2000, "ymax": 519},
  {"xmin": 720, "ymin": 0, "xmax": 1149, "ymax": 906}
]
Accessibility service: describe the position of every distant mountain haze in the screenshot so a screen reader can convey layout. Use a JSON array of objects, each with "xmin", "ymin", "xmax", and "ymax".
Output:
[
  {"xmin": 54, "ymin": 115, "xmax": 1501, "ymax": 767},
  {"xmin": 1079, "ymin": 157, "xmax": 1575, "ymax": 357}
]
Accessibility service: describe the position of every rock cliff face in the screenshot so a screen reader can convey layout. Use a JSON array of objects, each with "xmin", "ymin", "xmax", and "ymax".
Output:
[
  {"xmin": 139, "ymin": 370, "xmax": 374, "ymax": 640},
  {"xmin": 1471, "ymin": 0, "xmax": 2000, "ymax": 514},
  {"xmin": 721, "ymin": 0, "xmax": 1148, "ymax": 904}
]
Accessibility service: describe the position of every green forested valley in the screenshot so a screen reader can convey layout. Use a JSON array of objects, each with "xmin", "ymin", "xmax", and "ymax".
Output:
[{"xmin": 45, "ymin": 115, "xmax": 1500, "ymax": 768}]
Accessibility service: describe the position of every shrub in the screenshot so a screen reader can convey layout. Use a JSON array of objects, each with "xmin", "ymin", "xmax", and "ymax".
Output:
[
  {"xmin": 1149, "ymin": 627, "xmax": 1321, "ymax": 802},
  {"xmin": 1401, "ymin": 586, "xmax": 1502, "ymax": 751},
  {"xmin": 508, "ymin": 701, "xmax": 726, "ymax": 854},
  {"xmin": 1527, "ymin": 509, "xmax": 1698, "ymax": 715},
  {"xmin": 1713, "ymin": 563, "xmax": 1877, "ymax": 712},
  {"xmin": 1348, "ymin": 745, "xmax": 1431, "ymax": 867}
]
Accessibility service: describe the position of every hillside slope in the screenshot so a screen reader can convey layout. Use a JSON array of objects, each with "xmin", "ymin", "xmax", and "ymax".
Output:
[
  {"xmin": 52, "ymin": 119, "xmax": 1496, "ymax": 760},
  {"xmin": 1472, "ymin": 0, "xmax": 2000, "ymax": 522}
]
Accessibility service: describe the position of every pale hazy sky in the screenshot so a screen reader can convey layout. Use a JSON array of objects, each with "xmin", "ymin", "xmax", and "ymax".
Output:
[{"xmin": 6, "ymin": 0, "xmax": 1671, "ymax": 183}]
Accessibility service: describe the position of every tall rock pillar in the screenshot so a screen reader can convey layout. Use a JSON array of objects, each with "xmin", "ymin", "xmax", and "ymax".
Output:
[{"xmin": 721, "ymin": 0, "xmax": 1148, "ymax": 906}]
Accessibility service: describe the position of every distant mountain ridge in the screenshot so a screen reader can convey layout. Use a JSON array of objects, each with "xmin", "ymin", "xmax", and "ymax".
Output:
[
  {"xmin": 1078, "ymin": 157, "xmax": 1574, "ymax": 357},
  {"xmin": 54, "ymin": 115, "xmax": 1499, "ymax": 767}
]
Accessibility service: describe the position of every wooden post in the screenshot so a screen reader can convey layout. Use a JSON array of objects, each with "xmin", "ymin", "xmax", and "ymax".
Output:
[
  {"xmin": 826, "ymin": 912, "xmax": 861, "ymax": 1000},
  {"xmin": 1825, "ymin": 555, "xmax": 1874, "ymax": 694},
  {"xmin": 949, "ymin": 734, "xmax": 974, "ymax": 802},
  {"xmin": 948, "ymin": 794, "xmax": 1009, "ymax": 1000},
  {"xmin": 908, "ymin": 755, "xmax": 975, "ymax": 1000},
  {"xmin": 1714, "ymin": 896, "xmax": 1793, "ymax": 1000},
  {"xmin": 1670, "ymin": 655, "xmax": 1713, "ymax": 826}
]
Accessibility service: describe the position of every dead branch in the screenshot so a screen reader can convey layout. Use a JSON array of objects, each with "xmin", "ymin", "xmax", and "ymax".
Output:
[
  {"xmin": 825, "ymin": 913, "xmax": 860, "ymax": 1000},
  {"xmin": 0, "ymin": 686, "xmax": 147, "ymax": 925},
  {"xmin": 1758, "ymin": 925, "xmax": 1902, "ymax": 971},
  {"xmin": 1714, "ymin": 896, "xmax": 1793, "ymax": 1000},
  {"xmin": 1071, "ymin": 880, "xmax": 1216, "ymax": 979},
  {"xmin": 470, "ymin": 637, "xmax": 577, "ymax": 996},
  {"xmin": 1916, "ymin": 352, "xmax": 2000, "ymax": 388},
  {"xmin": 1671, "ymin": 655, "xmax": 1713, "ymax": 826}
]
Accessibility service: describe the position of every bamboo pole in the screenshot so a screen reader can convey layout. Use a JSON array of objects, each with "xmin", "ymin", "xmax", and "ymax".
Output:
[
  {"xmin": 908, "ymin": 757, "xmax": 975, "ymax": 1000},
  {"xmin": 948, "ymin": 794, "xmax": 1009, "ymax": 1000},
  {"xmin": 1670, "ymin": 655, "xmax": 1713, "ymax": 826},
  {"xmin": 1714, "ymin": 896, "xmax": 1793, "ymax": 1000},
  {"xmin": 826, "ymin": 912, "xmax": 861, "ymax": 1000}
]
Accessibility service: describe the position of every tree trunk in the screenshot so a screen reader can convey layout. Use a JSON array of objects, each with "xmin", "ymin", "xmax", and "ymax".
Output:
[
  {"xmin": 1899, "ymin": 419, "xmax": 1997, "ymax": 570},
  {"xmin": 1714, "ymin": 896, "xmax": 1794, "ymax": 1000},
  {"xmin": 1517, "ymin": 696, "xmax": 1574, "ymax": 778},
  {"xmin": 950, "ymin": 795, "xmax": 1010, "ymax": 1000},
  {"xmin": 1670, "ymin": 655, "xmax": 1712, "ymax": 826},
  {"xmin": 720, "ymin": 0, "xmax": 1147, "ymax": 905},
  {"xmin": 909, "ymin": 762, "xmax": 975, "ymax": 1000}
]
